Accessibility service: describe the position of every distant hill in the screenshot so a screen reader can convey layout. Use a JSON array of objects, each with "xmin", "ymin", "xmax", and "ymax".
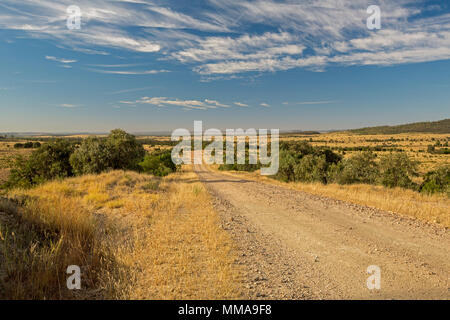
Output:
[{"xmin": 347, "ymin": 119, "xmax": 450, "ymax": 134}]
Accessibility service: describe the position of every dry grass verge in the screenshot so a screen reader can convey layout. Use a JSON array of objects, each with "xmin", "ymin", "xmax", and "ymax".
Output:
[
  {"xmin": 127, "ymin": 167, "xmax": 242, "ymax": 299},
  {"xmin": 0, "ymin": 166, "xmax": 241, "ymax": 299},
  {"xmin": 212, "ymin": 166, "xmax": 450, "ymax": 228}
]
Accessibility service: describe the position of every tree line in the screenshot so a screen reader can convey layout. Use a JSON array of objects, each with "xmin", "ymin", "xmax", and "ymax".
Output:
[
  {"xmin": 3, "ymin": 129, "xmax": 177, "ymax": 189},
  {"xmin": 220, "ymin": 141, "xmax": 449, "ymax": 196}
]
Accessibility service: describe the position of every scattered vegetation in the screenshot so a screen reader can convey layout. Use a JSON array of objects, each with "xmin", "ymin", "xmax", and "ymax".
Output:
[
  {"xmin": 5, "ymin": 140, "xmax": 75, "ymax": 188},
  {"xmin": 13, "ymin": 142, "xmax": 41, "ymax": 149},
  {"xmin": 219, "ymin": 140, "xmax": 449, "ymax": 196},
  {"xmin": 3, "ymin": 129, "xmax": 172, "ymax": 189}
]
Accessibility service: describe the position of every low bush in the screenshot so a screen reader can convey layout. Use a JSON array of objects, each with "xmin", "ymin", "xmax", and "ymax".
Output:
[
  {"xmin": 6, "ymin": 140, "xmax": 75, "ymax": 188},
  {"xmin": 379, "ymin": 152, "xmax": 419, "ymax": 189},
  {"xmin": 139, "ymin": 149, "xmax": 178, "ymax": 177},
  {"xmin": 329, "ymin": 151, "xmax": 379, "ymax": 184},
  {"xmin": 276, "ymin": 142, "xmax": 341, "ymax": 183},
  {"xmin": 70, "ymin": 137, "xmax": 113, "ymax": 175},
  {"xmin": 420, "ymin": 166, "xmax": 449, "ymax": 195}
]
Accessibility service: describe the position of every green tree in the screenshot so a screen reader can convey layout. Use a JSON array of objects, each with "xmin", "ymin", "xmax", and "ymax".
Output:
[
  {"xmin": 379, "ymin": 152, "xmax": 419, "ymax": 188},
  {"xmin": 294, "ymin": 154, "xmax": 328, "ymax": 183},
  {"xmin": 105, "ymin": 129, "xmax": 146, "ymax": 171},
  {"xmin": 70, "ymin": 130, "xmax": 146, "ymax": 175},
  {"xmin": 69, "ymin": 137, "xmax": 112, "ymax": 175},
  {"xmin": 332, "ymin": 152, "xmax": 379, "ymax": 184},
  {"xmin": 420, "ymin": 166, "xmax": 450, "ymax": 195},
  {"xmin": 276, "ymin": 150, "xmax": 297, "ymax": 182},
  {"xmin": 6, "ymin": 140, "xmax": 74, "ymax": 188}
]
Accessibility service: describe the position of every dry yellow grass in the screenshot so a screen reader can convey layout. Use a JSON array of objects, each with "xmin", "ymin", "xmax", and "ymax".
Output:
[
  {"xmin": 0, "ymin": 167, "xmax": 241, "ymax": 299},
  {"xmin": 126, "ymin": 167, "xmax": 242, "ymax": 299},
  {"xmin": 211, "ymin": 166, "xmax": 450, "ymax": 228}
]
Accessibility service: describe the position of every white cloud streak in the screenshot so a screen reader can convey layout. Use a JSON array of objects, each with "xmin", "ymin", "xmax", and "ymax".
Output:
[
  {"xmin": 87, "ymin": 68, "xmax": 170, "ymax": 75},
  {"xmin": 45, "ymin": 55, "xmax": 77, "ymax": 63},
  {"xmin": 133, "ymin": 97, "xmax": 233, "ymax": 110}
]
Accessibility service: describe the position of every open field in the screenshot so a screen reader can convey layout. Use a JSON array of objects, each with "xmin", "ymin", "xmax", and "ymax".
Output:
[{"xmin": 282, "ymin": 132, "xmax": 449, "ymax": 174}]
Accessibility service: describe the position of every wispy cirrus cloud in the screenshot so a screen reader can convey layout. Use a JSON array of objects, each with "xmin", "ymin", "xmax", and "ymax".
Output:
[
  {"xmin": 234, "ymin": 102, "xmax": 248, "ymax": 107},
  {"xmin": 59, "ymin": 103, "xmax": 80, "ymax": 108},
  {"xmin": 170, "ymin": 1, "xmax": 450, "ymax": 75},
  {"xmin": 0, "ymin": 0, "xmax": 225, "ymax": 54},
  {"xmin": 87, "ymin": 68, "xmax": 170, "ymax": 75},
  {"xmin": 132, "ymin": 96, "xmax": 233, "ymax": 110},
  {"xmin": 45, "ymin": 55, "xmax": 77, "ymax": 64},
  {"xmin": 1, "ymin": 0, "xmax": 450, "ymax": 77},
  {"xmin": 107, "ymin": 86, "xmax": 155, "ymax": 95},
  {"xmin": 283, "ymin": 100, "xmax": 336, "ymax": 106}
]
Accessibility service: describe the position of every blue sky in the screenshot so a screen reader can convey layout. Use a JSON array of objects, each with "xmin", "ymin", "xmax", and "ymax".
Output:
[{"xmin": 0, "ymin": 0, "xmax": 449, "ymax": 133}]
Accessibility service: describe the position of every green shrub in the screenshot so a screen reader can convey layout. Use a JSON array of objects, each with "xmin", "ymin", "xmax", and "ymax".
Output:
[
  {"xmin": 69, "ymin": 130, "xmax": 146, "ymax": 175},
  {"xmin": 6, "ymin": 140, "xmax": 75, "ymax": 188},
  {"xmin": 275, "ymin": 149, "xmax": 297, "ymax": 182},
  {"xmin": 294, "ymin": 154, "xmax": 328, "ymax": 183},
  {"xmin": 331, "ymin": 152, "xmax": 379, "ymax": 184},
  {"xmin": 276, "ymin": 142, "xmax": 341, "ymax": 183},
  {"xmin": 139, "ymin": 150, "xmax": 177, "ymax": 177},
  {"xmin": 70, "ymin": 137, "xmax": 112, "ymax": 175},
  {"xmin": 420, "ymin": 166, "xmax": 449, "ymax": 195},
  {"xmin": 106, "ymin": 129, "xmax": 146, "ymax": 171},
  {"xmin": 379, "ymin": 152, "xmax": 419, "ymax": 189}
]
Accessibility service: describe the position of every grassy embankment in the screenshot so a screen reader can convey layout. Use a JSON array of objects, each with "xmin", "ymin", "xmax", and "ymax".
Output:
[{"xmin": 0, "ymin": 166, "xmax": 241, "ymax": 299}]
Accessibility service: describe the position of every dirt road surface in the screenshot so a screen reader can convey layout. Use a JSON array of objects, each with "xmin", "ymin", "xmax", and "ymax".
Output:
[{"xmin": 195, "ymin": 164, "xmax": 449, "ymax": 299}]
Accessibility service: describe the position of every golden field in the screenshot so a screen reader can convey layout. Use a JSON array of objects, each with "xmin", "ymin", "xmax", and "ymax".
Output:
[
  {"xmin": 282, "ymin": 132, "xmax": 449, "ymax": 174},
  {"xmin": 0, "ymin": 166, "xmax": 241, "ymax": 299}
]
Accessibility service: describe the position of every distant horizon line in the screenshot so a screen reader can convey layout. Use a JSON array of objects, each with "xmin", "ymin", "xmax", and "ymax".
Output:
[{"xmin": 1, "ymin": 118, "xmax": 448, "ymax": 137}]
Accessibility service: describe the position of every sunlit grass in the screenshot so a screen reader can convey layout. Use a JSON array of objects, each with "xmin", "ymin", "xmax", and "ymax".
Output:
[{"xmin": 0, "ymin": 167, "xmax": 241, "ymax": 299}]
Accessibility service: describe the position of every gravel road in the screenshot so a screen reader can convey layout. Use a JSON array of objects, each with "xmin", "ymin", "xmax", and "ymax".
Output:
[{"xmin": 195, "ymin": 164, "xmax": 450, "ymax": 299}]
